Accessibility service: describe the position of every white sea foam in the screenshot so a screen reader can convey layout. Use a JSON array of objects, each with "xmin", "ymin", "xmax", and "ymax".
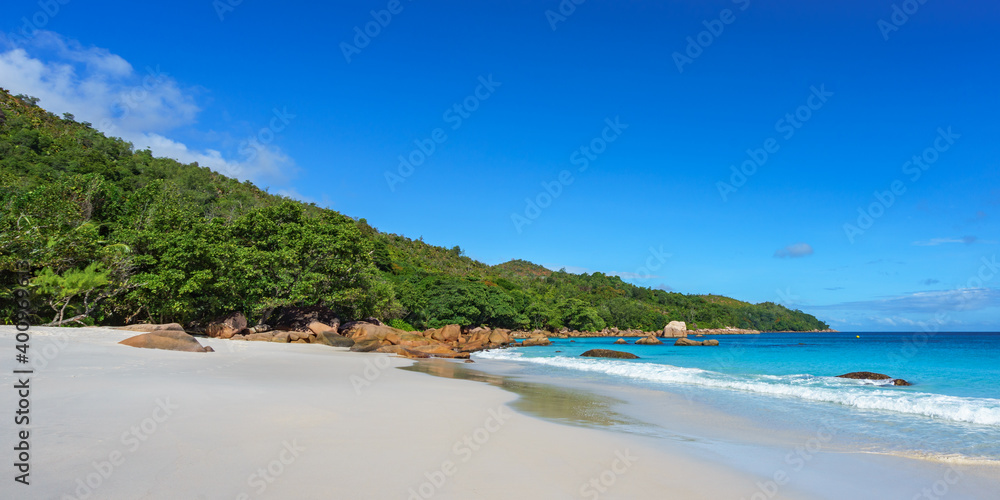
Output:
[{"xmin": 474, "ymin": 350, "xmax": 1000, "ymax": 426}]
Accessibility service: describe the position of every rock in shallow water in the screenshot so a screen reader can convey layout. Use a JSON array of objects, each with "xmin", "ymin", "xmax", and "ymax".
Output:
[
  {"xmin": 837, "ymin": 372, "xmax": 911, "ymax": 386},
  {"xmin": 522, "ymin": 336, "xmax": 551, "ymax": 346},
  {"xmin": 662, "ymin": 321, "xmax": 687, "ymax": 337},
  {"xmin": 580, "ymin": 349, "xmax": 639, "ymax": 359},
  {"xmin": 674, "ymin": 338, "xmax": 719, "ymax": 346}
]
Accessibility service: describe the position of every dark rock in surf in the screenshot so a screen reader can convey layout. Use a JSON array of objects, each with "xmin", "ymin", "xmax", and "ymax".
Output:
[
  {"xmin": 580, "ymin": 349, "xmax": 639, "ymax": 359},
  {"xmin": 836, "ymin": 372, "xmax": 911, "ymax": 386},
  {"xmin": 674, "ymin": 338, "xmax": 719, "ymax": 346}
]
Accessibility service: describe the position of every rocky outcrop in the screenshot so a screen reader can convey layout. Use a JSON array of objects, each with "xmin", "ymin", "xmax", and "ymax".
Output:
[
  {"xmin": 661, "ymin": 321, "xmax": 687, "ymax": 338},
  {"xmin": 614, "ymin": 338, "xmax": 627, "ymax": 344},
  {"xmin": 837, "ymin": 372, "xmax": 911, "ymax": 386},
  {"xmin": 119, "ymin": 330, "xmax": 211, "ymax": 353},
  {"xmin": 398, "ymin": 348, "xmax": 432, "ymax": 359},
  {"xmin": 242, "ymin": 332, "xmax": 275, "ymax": 342},
  {"xmin": 674, "ymin": 338, "xmax": 719, "ymax": 346},
  {"xmin": 522, "ymin": 335, "xmax": 552, "ymax": 346},
  {"xmin": 580, "ymin": 349, "xmax": 639, "ymax": 359},
  {"xmin": 342, "ymin": 322, "xmax": 409, "ymax": 343},
  {"xmin": 350, "ymin": 338, "xmax": 384, "ymax": 352},
  {"xmin": 692, "ymin": 327, "xmax": 758, "ymax": 335},
  {"xmin": 396, "ymin": 333, "xmax": 434, "ymax": 348},
  {"xmin": 204, "ymin": 312, "xmax": 248, "ymax": 339},
  {"xmin": 425, "ymin": 324, "xmax": 461, "ymax": 342},
  {"xmin": 311, "ymin": 331, "xmax": 355, "ymax": 348},
  {"xmin": 488, "ymin": 329, "xmax": 512, "ymax": 345},
  {"xmin": 308, "ymin": 321, "xmax": 338, "ymax": 335},
  {"xmin": 635, "ymin": 335, "xmax": 663, "ymax": 345},
  {"xmin": 407, "ymin": 344, "xmax": 471, "ymax": 359},
  {"xmin": 179, "ymin": 314, "xmax": 522, "ymax": 359}
]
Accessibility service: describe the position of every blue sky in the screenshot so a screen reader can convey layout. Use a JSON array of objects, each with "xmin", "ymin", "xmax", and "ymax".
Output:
[{"xmin": 2, "ymin": 0, "xmax": 998, "ymax": 331}]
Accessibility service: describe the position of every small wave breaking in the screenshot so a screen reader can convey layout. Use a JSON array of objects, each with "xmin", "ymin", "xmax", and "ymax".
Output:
[{"xmin": 474, "ymin": 350, "xmax": 1000, "ymax": 426}]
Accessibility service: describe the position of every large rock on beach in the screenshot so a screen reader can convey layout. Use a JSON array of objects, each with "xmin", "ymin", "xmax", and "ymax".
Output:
[
  {"xmin": 580, "ymin": 349, "xmax": 639, "ymax": 359},
  {"xmin": 119, "ymin": 331, "xmax": 210, "ymax": 353},
  {"xmin": 116, "ymin": 323, "xmax": 185, "ymax": 333},
  {"xmin": 397, "ymin": 333, "xmax": 436, "ymax": 348},
  {"xmin": 350, "ymin": 338, "xmax": 384, "ymax": 352},
  {"xmin": 407, "ymin": 344, "xmax": 471, "ymax": 359},
  {"xmin": 488, "ymin": 329, "xmax": 512, "ymax": 345},
  {"xmin": 204, "ymin": 312, "xmax": 248, "ymax": 339},
  {"xmin": 343, "ymin": 323, "xmax": 409, "ymax": 343},
  {"xmin": 424, "ymin": 324, "xmax": 462, "ymax": 342},
  {"xmin": 312, "ymin": 331, "xmax": 355, "ymax": 348},
  {"xmin": 374, "ymin": 345, "xmax": 408, "ymax": 355},
  {"xmin": 308, "ymin": 321, "xmax": 336, "ymax": 335}
]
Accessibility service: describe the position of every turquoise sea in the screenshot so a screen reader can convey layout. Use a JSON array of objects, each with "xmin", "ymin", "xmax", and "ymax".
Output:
[{"xmin": 474, "ymin": 332, "xmax": 1000, "ymax": 462}]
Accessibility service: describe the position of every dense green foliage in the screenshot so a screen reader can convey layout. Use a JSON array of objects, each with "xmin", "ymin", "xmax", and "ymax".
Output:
[{"xmin": 0, "ymin": 90, "xmax": 829, "ymax": 332}]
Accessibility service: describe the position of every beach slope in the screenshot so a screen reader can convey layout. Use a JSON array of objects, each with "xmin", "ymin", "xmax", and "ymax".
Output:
[{"xmin": 2, "ymin": 326, "xmax": 795, "ymax": 500}]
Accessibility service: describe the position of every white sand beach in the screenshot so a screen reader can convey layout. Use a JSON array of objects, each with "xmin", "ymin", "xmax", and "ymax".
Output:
[{"xmin": 2, "ymin": 326, "xmax": 802, "ymax": 500}]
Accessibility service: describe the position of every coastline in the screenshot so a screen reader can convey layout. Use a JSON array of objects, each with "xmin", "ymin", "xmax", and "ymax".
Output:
[
  {"xmin": 1, "ymin": 326, "xmax": 800, "ymax": 500},
  {"xmin": 451, "ymin": 353, "xmax": 1000, "ymax": 500},
  {"xmin": 6, "ymin": 326, "xmax": 997, "ymax": 499}
]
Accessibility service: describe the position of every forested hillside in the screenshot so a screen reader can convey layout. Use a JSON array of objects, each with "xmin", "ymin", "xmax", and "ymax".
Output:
[{"xmin": 0, "ymin": 89, "xmax": 829, "ymax": 332}]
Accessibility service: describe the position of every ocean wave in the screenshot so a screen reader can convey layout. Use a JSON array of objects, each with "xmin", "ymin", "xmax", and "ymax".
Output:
[{"xmin": 474, "ymin": 350, "xmax": 1000, "ymax": 426}]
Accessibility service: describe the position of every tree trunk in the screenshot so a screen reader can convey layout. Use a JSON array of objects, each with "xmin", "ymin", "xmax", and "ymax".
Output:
[
  {"xmin": 43, "ymin": 314, "xmax": 88, "ymax": 327},
  {"xmin": 55, "ymin": 294, "xmax": 76, "ymax": 326},
  {"xmin": 258, "ymin": 306, "xmax": 276, "ymax": 327}
]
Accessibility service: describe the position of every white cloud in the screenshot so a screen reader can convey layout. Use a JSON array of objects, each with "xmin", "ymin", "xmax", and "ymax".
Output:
[
  {"xmin": 913, "ymin": 236, "xmax": 978, "ymax": 246},
  {"xmin": 774, "ymin": 242, "xmax": 814, "ymax": 258},
  {"xmin": 816, "ymin": 288, "xmax": 1000, "ymax": 313},
  {"xmin": 0, "ymin": 31, "xmax": 295, "ymax": 185}
]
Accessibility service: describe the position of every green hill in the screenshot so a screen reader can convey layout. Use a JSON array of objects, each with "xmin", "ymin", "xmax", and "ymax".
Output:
[{"xmin": 0, "ymin": 89, "xmax": 829, "ymax": 332}]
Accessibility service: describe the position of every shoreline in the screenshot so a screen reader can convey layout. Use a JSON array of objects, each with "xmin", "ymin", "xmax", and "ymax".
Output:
[
  {"xmin": 0, "ymin": 326, "xmax": 798, "ymax": 499},
  {"xmin": 4, "ymin": 326, "xmax": 996, "ymax": 499},
  {"xmin": 447, "ymin": 353, "xmax": 1000, "ymax": 499}
]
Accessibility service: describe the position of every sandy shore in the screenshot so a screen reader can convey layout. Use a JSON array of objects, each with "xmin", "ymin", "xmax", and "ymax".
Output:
[{"xmin": 1, "ymin": 326, "xmax": 807, "ymax": 500}]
